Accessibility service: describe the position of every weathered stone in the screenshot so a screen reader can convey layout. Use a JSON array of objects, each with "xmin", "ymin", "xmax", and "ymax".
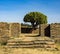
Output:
[
  {"xmin": 50, "ymin": 23, "xmax": 60, "ymax": 42},
  {"xmin": 39, "ymin": 24, "xmax": 50, "ymax": 36},
  {"xmin": 9, "ymin": 23, "xmax": 21, "ymax": 37},
  {"xmin": 0, "ymin": 22, "xmax": 9, "ymax": 30},
  {"xmin": 7, "ymin": 37, "xmax": 56, "ymax": 48}
]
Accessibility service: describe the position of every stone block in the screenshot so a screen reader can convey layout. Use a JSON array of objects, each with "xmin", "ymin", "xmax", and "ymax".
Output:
[{"xmin": 9, "ymin": 23, "xmax": 21, "ymax": 37}]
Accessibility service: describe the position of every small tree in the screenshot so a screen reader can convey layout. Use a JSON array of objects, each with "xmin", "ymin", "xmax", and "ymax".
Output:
[{"xmin": 23, "ymin": 12, "xmax": 47, "ymax": 35}]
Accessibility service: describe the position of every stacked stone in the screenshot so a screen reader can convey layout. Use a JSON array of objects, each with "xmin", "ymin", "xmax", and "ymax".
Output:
[
  {"xmin": 39, "ymin": 24, "xmax": 50, "ymax": 36},
  {"xmin": 0, "ymin": 22, "xmax": 9, "ymax": 37},
  {"xmin": 7, "ymin": 37, "xmax": 55, "ymax": 48},
  {"xmin": 50, "ymin": 23, "xmax": 60, "ymax": 42},
  {"xmin": 9, "ymin": 23, "xmax": 21, "ymax": 37},
  {"xmin": 0, "ymin": 22, "xmax": 9, "ymax": 44}
]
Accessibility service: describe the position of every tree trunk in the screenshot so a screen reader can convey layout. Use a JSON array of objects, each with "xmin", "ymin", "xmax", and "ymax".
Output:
[{"xmin": 31, "ymin": 22, "xmax": 35, "ymax": 29}]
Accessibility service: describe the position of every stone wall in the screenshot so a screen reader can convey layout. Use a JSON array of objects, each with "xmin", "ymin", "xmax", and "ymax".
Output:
[
  {"xmin": 0, "ymin": 22, "xmax": 9, "ymax": 44},
  {"xmin": 0, "ymin": 22, "xmax": 21, "ymax": 38},
  {"xmin": 0, "ymin": 22, "xmax": 21, "ymax": 44},
  {"xmin": 0, "ymin": 22, "xmax": 60, "ymax": 42},
  {"xmin": 50, "ymin": 23, "xmax": 60, "ymax": 42},
  {"xmin": 0, "ymin": 22, "xmax": 9, "ymax": 37},
  {"xmin": 10, "ymin": 23, "xmax": 21, "ymax": 37},
  {"xmin": 39, "ymin": 24, "xmax": 50, "ymax": 37}
]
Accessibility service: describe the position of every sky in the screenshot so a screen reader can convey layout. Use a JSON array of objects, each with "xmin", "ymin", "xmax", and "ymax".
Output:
[{"xmin": 0, "ymin": 0, "xmax": 60, "ymax": 24}]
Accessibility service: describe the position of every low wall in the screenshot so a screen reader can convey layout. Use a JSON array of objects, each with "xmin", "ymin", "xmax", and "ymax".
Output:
[
  {"xmin": 10, "ymin": 23, "xmax": 21, "ymax": 37},
  {"xmin": 50, "ymin": 23, "xmax": 60, "ymax": 42},
  {"xmin": 0, "ymin": 22, "xmax": 60, "ymax": 42},
  {"xmin": 0, "ymin": 22, "xmax": 21, "ymax": 38},
  {"xmin": 39, "ymin": 24, "xmax": 50, "ymax": 37},
  {"xmin": 0, "ymin": 22, "xmax": 9, "ymax": 37}
]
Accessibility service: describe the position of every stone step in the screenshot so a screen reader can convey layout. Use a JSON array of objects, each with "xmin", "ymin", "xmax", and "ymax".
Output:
[
  {"xmin": 7, "ymin": 41, "xmax": 55, "ymax": 45},
  {"xmin": 7, "ymin": 41, "xmax": 55, "ymax": 48},
  {"xmin": 7, "ymin": 44, "xmax": 55, "ymax": 48},
  {"xmin": 7, "ymin": 37, "xmax": 56, "ymax": 48}
]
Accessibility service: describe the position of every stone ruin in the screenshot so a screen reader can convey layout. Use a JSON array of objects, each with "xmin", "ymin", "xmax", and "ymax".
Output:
[
  {"xmin": 0, "ymin": 22, "xmax": 60, "ymax": 48},
  {"xmin": 0, "ymin": 22, "xmax": 21, "ymax": 45},
  {"xmin": 9, "ymin": 23, "xmax": 21, "ymax": 37},
  {"xmin": 0, "ymin": 22, "xmax": 21, "ymax": 37},
  {"xmin": 0, "ymin": 22, "xmax": 60, "ymax": 38}
]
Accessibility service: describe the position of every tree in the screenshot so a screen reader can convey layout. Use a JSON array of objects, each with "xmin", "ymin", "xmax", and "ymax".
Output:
[{"xmin": 23, "ymin": 12, "xmax": 47, "ymax": 29}]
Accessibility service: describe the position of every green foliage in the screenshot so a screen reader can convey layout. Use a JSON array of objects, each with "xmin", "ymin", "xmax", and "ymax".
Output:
[{"xmin": 23, "ymin": 12, "xmax": 47, "ymax": 28}]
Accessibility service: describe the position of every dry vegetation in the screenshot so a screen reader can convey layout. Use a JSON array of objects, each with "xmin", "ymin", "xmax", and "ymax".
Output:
[
  {"xmin": 0, "ymin": 43, "xmax": 60, "ymax": 54},
  {"xmin": 0, "ymin": 35, "xmax": 60, "ymax": 54},
  {"xmin": 0, "ymin": 33, "xmax": 60, "ymax": 54}
]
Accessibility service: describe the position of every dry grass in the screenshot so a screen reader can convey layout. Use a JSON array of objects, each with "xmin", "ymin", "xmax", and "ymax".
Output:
[
  {"xmin": 0, "ymin": 35, "xmax": 60, "ymax": 54},
  {"xmin": 0, "ymin": 45, "xmax": 60, "ymax": 54}
]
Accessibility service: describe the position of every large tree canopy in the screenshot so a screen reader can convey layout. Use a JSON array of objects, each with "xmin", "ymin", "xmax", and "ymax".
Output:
[{"xmin": 23, "ymin": 12, "xmax": 47, "ymax": 28}]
